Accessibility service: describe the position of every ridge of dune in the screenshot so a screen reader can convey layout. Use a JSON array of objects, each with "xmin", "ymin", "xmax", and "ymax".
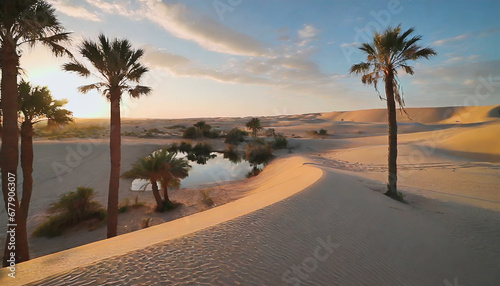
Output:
[
  {"xmin": 0, "ymin": 156, "xmax": 322, "ymax": 286},
  {"xmin": 320, "ymin": 105, "xmax": 500, "ymax": 124}
]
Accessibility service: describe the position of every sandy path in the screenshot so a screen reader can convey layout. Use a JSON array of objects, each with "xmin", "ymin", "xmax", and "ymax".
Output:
[{"xmin": 20, "ymin": 165, "xmax": 500, "ymax": 286}]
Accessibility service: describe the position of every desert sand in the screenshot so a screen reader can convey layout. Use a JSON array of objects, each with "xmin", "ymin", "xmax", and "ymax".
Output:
[{"xmin": 0, "ymin": 104, "xmax": 499, "ymax": 284}]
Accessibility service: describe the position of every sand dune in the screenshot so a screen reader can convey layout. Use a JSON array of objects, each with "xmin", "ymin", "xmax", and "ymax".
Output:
[{"xmin": 320, "ymin": 105, "xmax": 500, "ymax": 124}]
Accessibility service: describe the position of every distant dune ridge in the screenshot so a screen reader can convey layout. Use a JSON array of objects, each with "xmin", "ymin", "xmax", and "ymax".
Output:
[{"xmin": 320, "ymin": 105, "xmax": 500, "ymax": 124}]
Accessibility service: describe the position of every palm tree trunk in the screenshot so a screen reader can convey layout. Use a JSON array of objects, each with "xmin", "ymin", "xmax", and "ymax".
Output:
[
  {"xmin": 18, "ymin": 121, "xmax": 35, "ymax": 262},
  {"xmin": 385, "ymin": 71, "xmax": 398, "ymax": 196},
  {"xmin": 107, "ymin": 90, "xmax": 121, "ymax": 238},
  {"xmin": 1, "ymin": 41, "xmax": 29, "ymax": 266},
  {"xmin": 151, "ymin": 180, "xmax": 163, "ymax": 211},
  {"xmin": 162, "ymin": 178, "xmax": 170, "ymax": 203}
]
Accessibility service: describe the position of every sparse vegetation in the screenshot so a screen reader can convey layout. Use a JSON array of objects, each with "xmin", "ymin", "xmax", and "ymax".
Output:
[
  {"xmin": 200, "ymin": 190, "xmax": 214, "ymax": 207},
  {"xmin": 246, "ymin": 166, "xmax": 262, "ymax": 178},
  {"xmin": 35, "ymin": 124, "xmax": 107, "ymax": 139},
  {"xmin": 245, "ymin": 143, "xmax": 273, "ymax": 165},
  {"xmin": 33, "ymin": 187, "xmax": 106, "ymax": 238},
  {"xmin": 224, "ymin": 128, "xmax": 248, "ymax": 145},
  {"xmin": 307, "ymin": 129, "xmax": 328, "ymax": 136},
  {"xmin": 273, "ymin": 135, "xmax": 288, "ymax": 149},
  {"xmin": 141, "ymin": 218, "xmax": 151, "ymax": 229}
]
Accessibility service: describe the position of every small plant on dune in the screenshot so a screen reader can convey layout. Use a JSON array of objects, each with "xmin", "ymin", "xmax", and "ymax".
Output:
[
  {"xmin": 33, "ymin": 187, "xmax": 106, "ymax": 238},
  {"xmin": 319, "ymin": 129, "xmax": 328, "ymax": 135},
  {"xmin": 200, "ymin": 190, "xmax": 215, "ymax": 207},
  {"xmin": 118, "ymin": 198, "xmax": 130, "ymax": 213},
  {"xmin": 141, "ymin": 218, "xmax": 151, "ymax": 229}
]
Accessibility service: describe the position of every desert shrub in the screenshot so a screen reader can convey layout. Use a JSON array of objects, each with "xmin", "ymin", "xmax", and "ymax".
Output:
[
  {"xmin": 200, "ymin": 190, "xmax": 214, "ymax": 207},
  {"xmin": 273, "ymin": 135, "xmax": 288, "ymax": 149},
  {"xmin": 264, "ymin": 128, "xmax": 276, "ymax": 138},
  {"xmin": 224, "ymin": 128, "xmax": 247, "ymax": 145},
  {"xmin": 224, "ymin": 144, "xmax": 241, "ymax": 163},
  {"xmin": 118, "ymin": 198, "xmax": 130, "ymax": 213},
  {"xmin": 205, "ymin": 130, "xmax": 220, "ymax": 139},
  {"xmin": 182, "ymin": 126, "xmax": 199, "ymax": 139},
  {"xmin": 35, "ymin": 124, "xmax": 107, "ymax": 139},
  {"xmin": 33, "ymin": 187, "xmax": 106, "ymax": 238},
  {"xmin": 141, "ymin": 218, "xmax": 151, "ymax": 229},
  {"xmin": 307, "ymin": 129, "xmax": 328, "ymax": 136},
  {"xmin": 245, "ymin": 143, "xmax": 272, "ymax": 165},
  {"xmin": 165, "ymin": 125, "xmax": 186, "ymax": 129}
]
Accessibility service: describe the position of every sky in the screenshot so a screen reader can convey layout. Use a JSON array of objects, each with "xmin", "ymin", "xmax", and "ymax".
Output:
[{"xmin": 19, "ymin": 0, "xmax": 500, "ymax": 118}]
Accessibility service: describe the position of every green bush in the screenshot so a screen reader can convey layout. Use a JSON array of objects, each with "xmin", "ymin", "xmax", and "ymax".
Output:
[
  {"xmin": 33, "ymin": 187, "xmax": 106, "ymax": 238},
  {"xmin": 182, "ymin": 126, "xmax": 199, "ymax": 139},
  {"xmin": 224, "ymin": 128, "xmax": 247, "ymax": 145},
  {"xmin": 273, "ymin": 135, "xmax": 288, "ymax": 149},
  {"xmin": 319, "ymin": 129, "xmax": 328, "ymax": 135},
  {"xmin": 245, "ymin": 143, "xmax": 272, "ymax": 165}
]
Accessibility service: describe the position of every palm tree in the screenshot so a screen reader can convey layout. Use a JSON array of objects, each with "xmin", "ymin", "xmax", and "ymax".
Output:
[
  {"xmin": 350, "ymin": 25, "xmax": 436, "ymax": 200},
  {"xmin": 123, "ymin": 152, "xmax": 167, "ymax": 211},
  {"xmin": 18, "ymin": 81, "xmax": 72, "ymax": 234},
  {"xmin": 63, "ymin": 34, "xmax": 151, "ymax": 238},
  {"xmin": 246, "ymin": 117, "xmax": 263, "ymax": 140},
  {"xmin": 0, "ymin": 0, "xmax": 71, "ymax": 266},
  {"xmin": 156, "ymin": 150, "xmax": 191, "ymax": 206},
  {"xmin": 123, "ymin": 150, "xmax": 191, "ymax": 211}
]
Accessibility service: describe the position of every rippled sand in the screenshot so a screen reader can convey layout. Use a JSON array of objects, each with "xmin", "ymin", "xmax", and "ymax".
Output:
[{"xmin": 28, "ymin": 167, "xmax": 500, "ymax": 285}]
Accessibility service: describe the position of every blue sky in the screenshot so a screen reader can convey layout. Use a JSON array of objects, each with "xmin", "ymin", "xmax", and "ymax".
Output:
[{"xmin": 20, "ymin": 0, "xmax": 500, "ymax": 118}]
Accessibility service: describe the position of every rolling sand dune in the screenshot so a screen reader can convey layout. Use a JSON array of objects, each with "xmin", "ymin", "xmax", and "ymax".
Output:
[{"xmin": 320, "ymin": 105, "xmax": 500, "ymax": 124}]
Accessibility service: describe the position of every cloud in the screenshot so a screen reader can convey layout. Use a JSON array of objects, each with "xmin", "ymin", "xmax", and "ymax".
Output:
[
  {"xmin": 297, "ymin": 24, "xmax": 319, "ymax": 47},
  {"xmin": 86, "ymin": 0, "xmax": 267, "ymax": 57},
  {"xmin": 48, "ymin": 0, "xmax": 101, "ymax": 22},
  {"xmin": 445, "ymin": 54, "xmax": 479, "ymax": 63},
  {"xmin": 409, "ymin": 60, "xmax": 500, "ymax": 105},
  {"xmin": 431, "ymin": 33, "xmax": 472, "ymax": 46}
]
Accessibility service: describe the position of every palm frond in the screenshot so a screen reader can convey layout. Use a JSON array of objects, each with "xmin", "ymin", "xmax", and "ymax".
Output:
[
  {"xmin": 63, "ymin": 62, "xmax": 91, "ymax": 77},
  {"xmin": 128, "ymin": 85, "xmax": 151, "ymax": 98}
]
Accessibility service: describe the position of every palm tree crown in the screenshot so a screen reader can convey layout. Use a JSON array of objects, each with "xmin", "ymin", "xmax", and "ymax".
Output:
[
  {"xmin": 246, "ymin": 117, "xmax": 263, "ymax": 139},
  {"xmin": 350, "ymin": 24, "xmax": 436, "ymax": 108},
  {"xmin": 63, "ymin": 34, "xmax": 151, "ymax": 99},
  {"xmin": 0, "ymin": 0, "xmax": 71, "ymax": 57}
]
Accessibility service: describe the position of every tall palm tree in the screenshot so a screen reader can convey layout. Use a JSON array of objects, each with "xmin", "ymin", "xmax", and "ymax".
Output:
[
  {"xmin": 0, "ymin": 0, "xmax": 71, "ymax": 266},
  {"xmin": 123, "ymin": 150, "xmax": 191, "ymax": 211},
  {"xmin": 350, "ymin": 25, "xmax": 436, "ymax": 200},
  {"xmin": 246, "ymin": 117, "xmax": 262, "ymax": 140},
  {"xmin": 18, "ymin": 81, "xmax": 72, "ymax": 236},
  {"xmin": 63, "ymin": 34, "xmax": 151, "ymax": 238}
]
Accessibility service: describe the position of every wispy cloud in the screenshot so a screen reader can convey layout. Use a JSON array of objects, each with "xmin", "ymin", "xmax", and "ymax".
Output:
[
  {"xmin": 86, "ymin": 0, "xmax": 267, "ymax": 57},
  {"xmin": 297, "ymin": 24, "xmax": 319, "ymax": 47},
  {"xmin": 48, "ymin": 0, "xmax": 101, "ymax": 22},
  {"xmin": 432, "ymin": 33, "xmax": 472, "ymax": 46}
]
